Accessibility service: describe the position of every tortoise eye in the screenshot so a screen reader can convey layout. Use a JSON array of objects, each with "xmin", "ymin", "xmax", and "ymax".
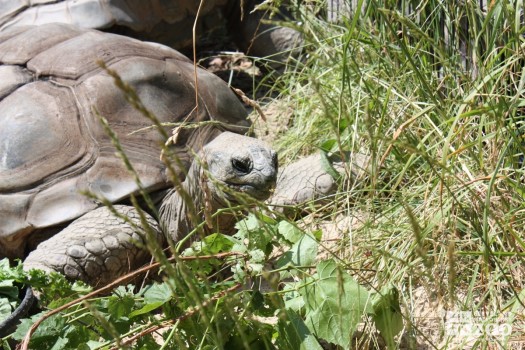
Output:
[{"xmin": 232, "ymin": 158, "xmax": 251, "ymax": 174}]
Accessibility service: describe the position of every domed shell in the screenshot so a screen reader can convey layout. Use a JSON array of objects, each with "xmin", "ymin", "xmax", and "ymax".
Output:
[{"xmin": 0, "ymin": 23, "xmax": 249, "ymax": 257}]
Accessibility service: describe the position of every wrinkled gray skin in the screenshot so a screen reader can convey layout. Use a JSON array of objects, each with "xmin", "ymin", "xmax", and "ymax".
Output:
[
  {"xmin": 271, "ymin": 152, "xmax": 370, "ymax": 216},
  {"xmin": 0, "ymin": 0, "xmax": 302, "ymax": 63},
  {"xmin": 24, "ymin": 132, "xmax": 278, "ymax": 287}
]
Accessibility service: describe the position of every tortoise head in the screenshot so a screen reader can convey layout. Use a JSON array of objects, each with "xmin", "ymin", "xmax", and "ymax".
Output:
[{"xmin": 201, "ymin": 132, "xmax": 278, "ymax": 203}]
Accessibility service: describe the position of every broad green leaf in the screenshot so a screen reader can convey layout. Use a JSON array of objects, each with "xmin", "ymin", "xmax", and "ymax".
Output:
[
  {"xmin": 277, "ymin": 309, "xmax": 323, "ymax": 350},
  {"xmin": 320, "ymin": 139, "xmax": 337, "ymax": 152},
  {"xmin": 0, "ymin": 280, "xmax": 20, "ymax": 320},
  {"xmin": 234, "ymin": 214, "xmax": 275, "ymax": 253},
  {"xmin": 231, "ymin": 242, "xmax": 248, "ymax": 255},
  {"xmin": 49, "ymin": 337, "xmax": 69, "ymax": 350},
  {"xmin": 113, "ymin": 284, "xmax": 137, "ymax": 297},
  {"xmin": 187, "ymin": 233, "xmax": 235, "ymax": 255},
  {"xmin": 128, "ymin": 301, "xmax": 164, "ymax": 318},
  {"xmin": 71, "ymin": 281, "xmax": 93, "ymax": 295},
  {"xmin": 0, "ymin": 279, "xmax": 18, "ymax": 298},
  {"xmin": 320, "ymin": 151, "xmax": 341, "ymax": 181},
  {"xmin": 12, "ymin": 313, "xmax": 43, "ymax": 341},
  {"xmin": 0, "ymin": 259, "xmax": 25, "ymax": 281},
  {"xmin": 108, "ymin": 294, "xmax": 135, "ymax": 320},
  {"xmin": 13, "ymin": 313, "xmax": 67, "ymax": 348},
  {"xmin": 283, "ymin": 282, "xmax": 304, "ymax": 312},
  {"xmin": 249, "ymin": 249, "xmax": 266, "ymax": 263},
  {"xmin": 143, "ymin": 282, "xmax": 173, "ymax": 305},
  {"xmin": 62, "ymin": 322, "xmax": 91, "ymax": 349},
  {"xmin": 87, "ymin": 340, "xmax": 106, "ymax": 349},
  {"xmin": 278, "ymin": 221, "xmax": 304, "ymax": 243},
  {"xmin": 311, "ymin": 229, "xmax": 323, "ymax": 242},
  {"xmin": 284, "ymin": 294, "xmax": 304, "ymax": 312},
  {"xmin": 276, "ymin": 234, "xmax": 318, "ymax": 273},
  {"xmin": 0, "ymin": 258, "xmax": 9, "ymax": 271},
  {"xmin": 232, "ymin": 261, "xmax": 247, "ymax": 282},
  {"xmin": 32, "ymin": 314, "xmax": 67, "ymax": 341},
  {"xmin": 248, "ymin": 262, "xmax": 264, "ymax": 275},
  {"xmin": 183, "ymin": 233, "xmax": 235, "ymax": 275},
  {"xmin": 306, "ymin": 299, "xmax": 355, "ymax": 348},
  {"xmin": 299, "ymin": 259, "xmax": 370, "ymax": 348},
  {"xmin": 0, "ymin": 297, "xmax": 14, "ymax": 323},
  {"xmin": 235, "ymin": 213, "xmax": 261, "ymax": 232},
  {"xmin": 369, "ymin": 285, "xmax": 403, "ymax": 350}
]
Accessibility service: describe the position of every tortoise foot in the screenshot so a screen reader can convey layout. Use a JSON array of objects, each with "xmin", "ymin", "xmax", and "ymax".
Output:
[
  {"xmin": 24, "ymin": 205, "xmax": 163, "ymax": 287},
  {"xmin": 270, "ymin": 153, "xmax": 369, "ymax": 215}
]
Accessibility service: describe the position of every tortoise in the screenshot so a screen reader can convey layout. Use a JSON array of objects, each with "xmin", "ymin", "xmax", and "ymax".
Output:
[
  {"xmin": 0, "ymin": 23, "xmax": 350, "ymax": 288},
  {"xmin": 0, "ymin": 22, "xmax": 280, "ymax": 284},
  {"xmin": 0, "ymin": 0, "xmax": 301, "ymax": 64}
]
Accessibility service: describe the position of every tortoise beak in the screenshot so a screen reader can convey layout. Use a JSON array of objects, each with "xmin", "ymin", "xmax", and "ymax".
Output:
[{"xmin": 223, "ymin": 169, "xmax": 277, "ymax": 201}]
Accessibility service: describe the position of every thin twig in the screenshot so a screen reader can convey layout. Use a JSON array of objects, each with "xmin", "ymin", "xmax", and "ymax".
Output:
[{"xmin": 193, "ymin": 0, "xmax": 205, "ymax": 117}]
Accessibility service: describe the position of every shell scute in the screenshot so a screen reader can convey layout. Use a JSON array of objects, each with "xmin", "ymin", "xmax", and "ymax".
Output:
[
  {"xmin": 0, "ymin": 81, "xmax": 86, "ymax": 192},
  {"xmin": 0, "ymin": 23, "xmax": 249, "ymax": 258},
  {"xmin": 0, "ymin": 23, "xmax": 83, "ymax": 65}
]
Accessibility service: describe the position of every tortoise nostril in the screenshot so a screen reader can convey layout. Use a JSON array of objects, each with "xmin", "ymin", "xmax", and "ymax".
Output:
[{"xmin": 232, "ymin": 158, "xmax": 251, "ymax": 174}]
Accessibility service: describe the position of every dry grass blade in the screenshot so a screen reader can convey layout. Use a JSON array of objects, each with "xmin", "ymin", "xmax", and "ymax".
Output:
[{"xmin": 233, "ymin": 87, "xmax": 267, "ymax": 122}]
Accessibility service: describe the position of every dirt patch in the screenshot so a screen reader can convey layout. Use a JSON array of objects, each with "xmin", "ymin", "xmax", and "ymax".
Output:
[{"xmin": 249, "ymin": 98, "xmax": 294, "ymax": 145}]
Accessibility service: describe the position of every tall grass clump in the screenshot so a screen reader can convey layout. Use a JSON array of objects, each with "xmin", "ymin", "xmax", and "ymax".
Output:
[{"xmin": 266, "ymin": 0, "xmax": 525, "ymax": 347}]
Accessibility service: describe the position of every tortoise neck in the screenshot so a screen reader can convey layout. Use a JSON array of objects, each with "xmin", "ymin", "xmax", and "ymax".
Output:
[
  {"xmin": 159, "ymin": 162, "xmax": 241, "ymax": 247},
  {"xmin": 159, "ymin": 162, "xmax": 203, "ymax": 244}
]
